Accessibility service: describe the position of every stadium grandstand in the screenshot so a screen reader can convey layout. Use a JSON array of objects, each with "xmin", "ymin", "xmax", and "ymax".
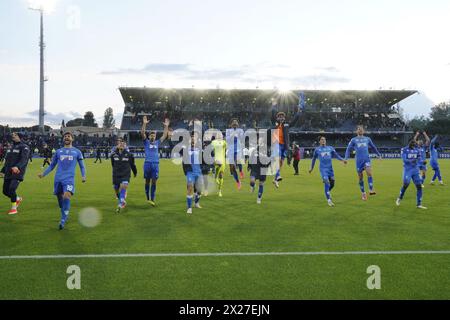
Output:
[{"xmin": 119, "ymin": 87, "xmax": 416, "ymax": 151}]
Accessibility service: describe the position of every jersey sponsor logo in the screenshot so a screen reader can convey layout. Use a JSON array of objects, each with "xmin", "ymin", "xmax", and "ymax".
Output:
[
  {"xmin": 356, "ymin": 143, "xmax": 367, "ymax": 148},
  {"xmin": 320, "ymin": 152, "xmax": 331, "ymax": 157},
  {"xmin": 60, "ymin": 155, "xmax": 74, "ymax": 161}
]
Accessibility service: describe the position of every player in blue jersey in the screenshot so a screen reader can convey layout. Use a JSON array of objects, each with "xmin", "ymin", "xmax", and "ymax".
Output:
[
  {"xmin": 396, "ymin": 139, "xmax": 427, "ymax": 209},
  {"xmin": 414, "ymin": 131, "xmax": 430, "ymax": 187},
  {"xmin": 345, "ymin": 126, "xmax": 382, "ymax": 201},
  {"xmin": 38, "ymin": 132, "xmax": 86, "ymax": 230},
  {"xmin": 309, "ymin": 137, "xmax": 347, "ymax": 206},
  {"xmin": 180, "ymin": 131, "xmax": 203, "ymax": 215},
  {"xmin": 429, "ymin": 135, "xmax": 444, "ymax": 185},
  {"xmin": 141, "ymin": 115, "xmax": 170, "ymax": 206},
  {"xmin": 226, "ymin": 119, "xmax": 245, "ymax": 190}
]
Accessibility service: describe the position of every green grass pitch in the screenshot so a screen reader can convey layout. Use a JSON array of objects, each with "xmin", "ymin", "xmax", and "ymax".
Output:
[{"xmin": 0, "ymin": 158, "xmax": 449, "ymax": 299}]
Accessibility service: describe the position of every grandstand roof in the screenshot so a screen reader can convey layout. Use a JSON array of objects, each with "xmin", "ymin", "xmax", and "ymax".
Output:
[{"xmin": 119, "ymin": 87, "xmax": 417, "ymax": 108}]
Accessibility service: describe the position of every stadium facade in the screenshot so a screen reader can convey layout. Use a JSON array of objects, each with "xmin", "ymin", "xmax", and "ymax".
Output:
[{"xmin": 119, "ymin": 87, "xmax": 417, "ymax": 149}]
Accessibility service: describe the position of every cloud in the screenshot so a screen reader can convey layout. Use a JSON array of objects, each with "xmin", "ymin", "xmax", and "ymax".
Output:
[
  {"xmin": 101, "ymin": 63, "xmax": 191, "ymax": 75},
  {"xmin": 25, "ymin": 110, "xmax": 83, "ymax": 125},
  {"xmin": 100, "ymin": 62, "xmax": 351, "ymax": 87},
  {"xmin": 0, "ymin": 110, "xmax": 83, "ymax": 127},
  {"xmin": 292, "ymin": 74, "xmax": 351, "ymax": 85},
  {"xmin": 240, "ymin": 73, "xmax": 351, "ymax": 87},
  {"xmin": 101, "ymin": 63, "xmax": 249, "ymax": 81},
  {"xmin": 185, "ymin": 67, "xmax": 247, "ymax": 80},
  {"xmin": 0, "ymin": 115, "xmax": 36, "ymax": 124},
  {"xmin": 315, "ymin": 66, "xmax": 340, "ymax": 73}
]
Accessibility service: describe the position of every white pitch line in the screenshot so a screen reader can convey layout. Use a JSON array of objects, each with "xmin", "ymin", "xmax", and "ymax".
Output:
[{"xmin": 1, "ymin": 251, "xmax": 450, "ymax": 260}]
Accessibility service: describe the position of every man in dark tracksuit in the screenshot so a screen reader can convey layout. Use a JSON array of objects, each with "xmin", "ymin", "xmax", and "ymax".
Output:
[
  {"xmin": 292, "ymin": 143, "xmax": 301, "ymax": 175},
  {"xmin": 248, "ymin": 145, "xmax": 271, "ymax": 204},
  {"xmin": 41, "ymin": 143, "xmax": 53, "ymax": 168},
  {"xmin": 94, "ymin": 147, "xmax": 102, "ymax": 163},
  {"xmin": 0, "ymin": 133, "xmax": 30, "ymax": 215},
  {"xmin": 111, "ymin": 138, "xmax": 137, "ymax": 212}
]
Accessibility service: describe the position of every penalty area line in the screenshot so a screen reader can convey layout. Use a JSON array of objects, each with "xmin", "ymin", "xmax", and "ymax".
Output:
[{"xmin": 1, "ymin": 250, "xmax": 450, "ymax": 260}]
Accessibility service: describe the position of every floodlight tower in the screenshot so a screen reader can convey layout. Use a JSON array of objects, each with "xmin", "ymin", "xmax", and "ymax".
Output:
[{"xmin": 29, "ymin": 6, "xmax": 46, "ymax": 134}]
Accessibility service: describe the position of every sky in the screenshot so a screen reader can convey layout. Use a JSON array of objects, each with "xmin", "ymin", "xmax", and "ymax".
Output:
[{"xmin": 1, "ymin": 0, "xmax": 449, "ymax": 128}]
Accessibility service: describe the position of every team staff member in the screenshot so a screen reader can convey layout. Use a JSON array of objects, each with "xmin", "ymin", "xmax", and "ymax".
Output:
[
  {"xmin": 111, "ymin": 138, "xmax": 137, "ymax": 212},
  {"xmin": 292, "ymin": 143, "xmax": 301, "ymax": 175},
  {"xmin": 41, "ymin": 143, "xmax": 53, "ymax": 168},
  {"xmin": 0, "ymin": 132, "xmax": 30, "ymax": 215}
]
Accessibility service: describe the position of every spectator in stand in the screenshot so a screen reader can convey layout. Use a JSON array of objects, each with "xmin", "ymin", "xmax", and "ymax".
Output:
[{"xmin": 0, "ymin": 143, "xmax": 5, "ymax": 163}]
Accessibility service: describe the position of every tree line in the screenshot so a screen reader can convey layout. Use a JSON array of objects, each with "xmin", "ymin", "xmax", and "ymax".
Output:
[
  {"xmin": 407, "ymin": 102, "xmax": 450, "ymax": 134},
  {"xmin": 65, "ymin": 107, "xmax": 115, "ymax": 128}
]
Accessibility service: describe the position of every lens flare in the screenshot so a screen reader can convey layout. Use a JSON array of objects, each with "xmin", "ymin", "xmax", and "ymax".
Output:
[{"xmin": 78, "ymin": 207, "xmax": 102, "ymax": 228}]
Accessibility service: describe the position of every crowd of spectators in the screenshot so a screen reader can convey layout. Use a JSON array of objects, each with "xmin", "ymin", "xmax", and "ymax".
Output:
[
  {"xmin": 0, "ymin": 130, "xmax": 120, "ymax": 159},
  {"xmin": 122, "ymin": 103, "xmax": 408, "ymax": 134}
]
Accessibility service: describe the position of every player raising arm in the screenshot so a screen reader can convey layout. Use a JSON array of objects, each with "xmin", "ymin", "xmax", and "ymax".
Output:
[
  {"xmin": 429, "ymin": 134, "xmax": 444, "ymax": 185},
  {"xmin": 414, "ymin": 131, "xmax": 430, "ymax": 187},
  {"xmin": 141, "ymin": 115, "xmax": 170, "ymax": 206},
  {"xmin": 38, "ymin": 132, "xmax": 86, "ymax": 230},
  {"xmin": 396, "ymin": 139, "xmax": 427, "ymax": 209}
]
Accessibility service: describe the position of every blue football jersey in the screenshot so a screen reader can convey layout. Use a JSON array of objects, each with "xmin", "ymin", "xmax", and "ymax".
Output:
[
  {"xmin": 144, "ymin": 139, "xmax": 160, "ymax": 163},
  {"xmin": 417, "ymin": 146, "xmax": 427, "ymax": 163},
  {"xmin": 311, "ymin": 146, "xmax": 343, "ymax": 171},
  {"xmin": 188, "ymin": 147, "xmax": 202, "ymax": 173},
  {"xmin": 401, "ymin": 147, "xmax": 421, "ymax": 172},
  {"xmin": 44, "ymin": 147, "xmax": 86, "ymax": 182},
  {"xmin": 429, "ymin": 136, "xmax": 440, "ymax": 164},
  {"xmin": 345, "ymin": 136, "xmax": 381, "ymax": 160},
  {"xmin": 226, "ymin": 128, "xmax": 244, "ymax": 153}
]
